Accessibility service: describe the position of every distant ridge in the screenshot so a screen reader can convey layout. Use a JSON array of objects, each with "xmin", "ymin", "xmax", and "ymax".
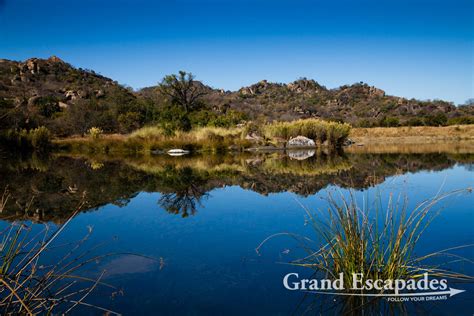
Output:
[{"xmin": 1, "ymin": 57, "xmax": 473, "ymax": 136}]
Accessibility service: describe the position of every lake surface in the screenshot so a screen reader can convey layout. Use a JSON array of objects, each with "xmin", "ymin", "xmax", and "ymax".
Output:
[{"xmin": 0, "ymin": 148, "xmax": 473, "ymax": 315}]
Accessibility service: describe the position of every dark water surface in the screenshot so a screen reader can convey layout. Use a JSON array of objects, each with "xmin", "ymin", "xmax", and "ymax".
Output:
[{"xmin": 1, "ymin": 150, "xmax": 473, "ymax": 315}]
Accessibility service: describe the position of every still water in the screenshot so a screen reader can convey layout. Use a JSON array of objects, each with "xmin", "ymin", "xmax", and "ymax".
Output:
[{"xmin": 0, "ymin": 149, "xmax": 473, "ymax": 315}]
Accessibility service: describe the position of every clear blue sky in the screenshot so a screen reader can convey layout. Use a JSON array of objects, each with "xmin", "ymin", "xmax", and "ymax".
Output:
[{"xmin": 0, "ymin": 0, "xmax": 472, "ymax": 104}]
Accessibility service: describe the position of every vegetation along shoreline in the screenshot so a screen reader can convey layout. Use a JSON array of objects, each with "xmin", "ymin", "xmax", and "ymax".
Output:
[{"xmin": 1, "ymin": 57, "xmax": 473, "ymax": 154}]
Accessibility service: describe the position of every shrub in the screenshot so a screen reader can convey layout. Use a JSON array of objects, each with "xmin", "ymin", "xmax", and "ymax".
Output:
[
  {"xmin": 406, "ymin": 117, "xmax": 424, "ymax": 126},
  {"xmin": 209, "ymin": 110, "xmax": 247, "ymax": 128},
  {"xmin": 37, "ymin": 97, "xmax": 61, "ymax": 118},
  {"xmin": 87, "ymin": 127, "xmax": 103, "ymax": 139},
  {"xmin": 424, "ymin": 113, "xmax": 447, "ymax": 126},
  {"xmin": 447, "ymin": 116, "xmax": 474, "ymax": 125},
  {"xmin": 189, "ymin": 110, "xmax": 216, "ymax": 127},
  {"xmin": 356, "ymin": 119, "xmax": 374, "ymax": 128},
  {"xmin": 30, "ymin": 126, "xmax": 51, "ymax": 149},
  {"xmin": 379, "ymin": 116, "xmax": 400, "ymax": 127},
  {"xmin": 118, "ymin": 111, "xmax": 142, "ymax": 133},
  {"xmin": 158, "ymin": 104, "xmax": 191, "ymax": 133}
]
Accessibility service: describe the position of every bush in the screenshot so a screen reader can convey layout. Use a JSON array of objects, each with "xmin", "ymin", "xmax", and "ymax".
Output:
[
  {"xmin": 30, "ymin": 126, "xmax": 51, "ymax": 149},
  {"xmin": 379, "ymin": 116, "xmax": 400, "ymax": 127},
  {"xmin": 356, "ymin": 119, "xmax": 375, "ymax": 128},
  {"xmin": 406, "ymin": 117, "xmax": 424, "ymax": 126},
  {"xmin": 158, "ymin": 104, "xmax": 191, "ymax": 133},
  {"xmin": 447, "ymin": 116, "xmax": 474, "ymax": 125},
  {"xmin": 118, "ymin": 111, "xmax": 142, "ymax": 133},
  {"xmin": 87, "ymin": 127, "xmax": 103, "ymax": 139},
  {"xmin": 188, "ymin": 110, "xmax": 216, "ymax": 127},
  {"xmin": 37, "ymin": 97, "xmax": 60, "ymax": 118},
  {"xmin": 209, "ymin": 110, "xmax": 247, "ymax": 128},
  {"xmin": 423, "ymin": 113, "xmax": 447, "ymax": 126}
]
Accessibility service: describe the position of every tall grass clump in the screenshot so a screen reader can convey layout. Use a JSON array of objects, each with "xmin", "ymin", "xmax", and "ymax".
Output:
[
  {"xmin": 257, "ymin": 188, "xmax": 473, "ymax": 288},
  {"xmin": 0, "ymin": 190, "xmax": 122, "ymax": 314},
  {"xmin": 0, "ymin": 127, "xmax": 51, "ymax": 152},
  {"xmin": 127, "ymin": 125, "xmax": 246, "ymax": 152},
  {"xmin": 87, "ymin": 127, "xmax": 103, "ymax": 139},
  {"xmin": 263, "ymin": 119, "xmax": 351, "ymax": 146}
]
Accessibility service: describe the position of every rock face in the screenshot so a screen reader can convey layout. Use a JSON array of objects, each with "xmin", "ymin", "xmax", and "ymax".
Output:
[{"xmin": 287, "ymin": 136, "xmax": 315, "ymax": 147}]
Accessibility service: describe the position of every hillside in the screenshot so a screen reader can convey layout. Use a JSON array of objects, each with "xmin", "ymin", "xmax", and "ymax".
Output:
[
  {"xmin": 0, "ymin": 56, "xmax": 148, "ymax": 135},
  {"xmin": 140, "ymin": 78, "xmax": 474, "ymax": 127},
  {"xmin": 1, "ymin": 56, "xmax": 473, "ymax": 137}
]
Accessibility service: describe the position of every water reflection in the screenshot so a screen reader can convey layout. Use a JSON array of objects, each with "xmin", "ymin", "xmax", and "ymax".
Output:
[
  {"xmin": 157, "ymin": 166, "xmax": 210, "ymax": 217},
  {"xmin": 0, "ymin": 150, "xmax": 472, "ymax": 222},
  {"xmin": 0, "ymin": 147, "xmax": 472, "ymax": 314}
]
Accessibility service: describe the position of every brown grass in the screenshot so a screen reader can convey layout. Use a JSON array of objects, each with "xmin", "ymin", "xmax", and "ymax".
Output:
[{"xmin": 351, "ymin": 125, "xmax": 474, "ymax": 144}]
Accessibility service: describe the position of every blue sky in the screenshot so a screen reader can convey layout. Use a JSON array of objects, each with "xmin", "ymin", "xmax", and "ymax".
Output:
[{"xmin": 0, "ymin": 0, "xmax": 472, "ymax": 104}]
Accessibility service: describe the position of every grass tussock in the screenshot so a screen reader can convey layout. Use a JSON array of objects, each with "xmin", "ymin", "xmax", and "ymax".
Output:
[
  {"xmin": 57, "ymin": 126, "xmax": 250, "ymax": 154},
  {"xmin": 55, "ymin": 119, "xmax": 351, "ymax": 154},
  {"xmin": 0, "ymin": 190, "xmax": 121, "ymax": 314},
  {"xmin": 263, "ymin": 119, "xmax": 351, "ymax": 146},
  {"xmin": 0, "ymin": 127, "xmax": 52, "ymax": 152},
  {"xmin": 258, "ymin": 188, "xmax": 473, "ymax": 288}
]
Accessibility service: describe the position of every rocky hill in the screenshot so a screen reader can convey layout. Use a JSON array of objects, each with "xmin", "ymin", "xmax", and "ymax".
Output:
[
  {"xmin": 1, "ymin": 57, "xmax": 473, "ymax": 136},
  {"xmin": 0, "ymin": 56, "xmax": 142, "ymax": 135},
  {"xmin": 142, "ymin": 78, "xmax": 473, "ymax": 126}
]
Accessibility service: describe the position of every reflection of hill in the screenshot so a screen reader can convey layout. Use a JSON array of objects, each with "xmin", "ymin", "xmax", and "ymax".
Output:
[{"xmin": 0, "ymin": 151, "xmax": 469, "ymax": 222}]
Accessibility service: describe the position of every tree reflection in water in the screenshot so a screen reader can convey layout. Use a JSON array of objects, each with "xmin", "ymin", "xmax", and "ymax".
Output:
[{"xmin": 157, "ymin": 166, "xmax": 209, "ymax": 217}]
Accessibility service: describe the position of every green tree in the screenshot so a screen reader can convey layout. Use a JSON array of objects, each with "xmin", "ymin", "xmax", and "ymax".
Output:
[
  {"xmin": 379, "ymin": 116, "xmax": 400, "ymax": 127},
  {"xmin": 159, "ymin": 104, "xmax": 192, "ymax": 134},
  {"xmin": 424, "ymin": 113, "xmax": 447, "ymax": 126},
  {"xmin": 158, "ymin": 71, "xmax": 207, "ymax": 113}
]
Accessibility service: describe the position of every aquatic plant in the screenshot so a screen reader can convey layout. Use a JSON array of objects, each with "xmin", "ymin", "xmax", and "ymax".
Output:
[
  {"xmin": 0, "ymin": 190, "xmax": 121, "ymax": 314},
  {"xmin": 258, "ymin": 188, "xmax": 473, "ymax": 288}
]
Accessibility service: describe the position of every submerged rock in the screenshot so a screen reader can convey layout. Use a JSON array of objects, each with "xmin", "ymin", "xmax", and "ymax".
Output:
[{"xmin": 287, "ymin": 136, "xmax": 315, "ymax": 147}]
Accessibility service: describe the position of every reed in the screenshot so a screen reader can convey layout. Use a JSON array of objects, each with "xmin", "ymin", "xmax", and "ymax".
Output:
[
  {"xmin": 263, "ymin": 119, "xmax": 351, "ymax": 146},
  {"xmin": 258, "ymin": 188, "xmax": 473, "ymax": 288},
  {"xmin": 0, "ymin": 190, "xmax": 121, "ymax": 314}
]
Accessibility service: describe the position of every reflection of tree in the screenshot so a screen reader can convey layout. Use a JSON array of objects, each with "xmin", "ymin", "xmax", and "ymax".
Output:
[
  {"xmin": 157, "ymin": 166, "xmax": 209, "ymax": 217},
  {"xmin": 0, "ymin": 152, "xmax": 469, "ymax": 221}
]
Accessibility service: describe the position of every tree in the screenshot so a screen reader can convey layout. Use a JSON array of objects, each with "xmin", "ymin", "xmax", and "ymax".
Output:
[
  {"xmin": 424, "ymin": 113, "xmax": 447, "ymax": 126},
  {"xmin": 158, "ymin": 71, "xmax": 207, "ymax": 113},
  {"xmin": 379, "ymin": 116, "xmax": 399, "ymax": 127}
]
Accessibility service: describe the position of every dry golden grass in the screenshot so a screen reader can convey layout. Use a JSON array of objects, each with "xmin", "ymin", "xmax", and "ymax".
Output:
[
  {"xmin": 130, "ymin": 126, "xmax": 242, "ymax": 140},
  {"xmin": 348, "ymin": 125, "xmax": 474, "ymax": 153},
  {"xmin": 345, "ymin": 141, "xmax": 474, "ymax": 154},
  {"xmin": 351, "ymin": 125, "xmax": 474, "ymax": 140}
]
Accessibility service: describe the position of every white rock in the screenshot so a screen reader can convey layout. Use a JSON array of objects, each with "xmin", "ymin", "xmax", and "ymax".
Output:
[{"xmin": 287, "ymin": 136, "xmax": 315, "ymax": 147}]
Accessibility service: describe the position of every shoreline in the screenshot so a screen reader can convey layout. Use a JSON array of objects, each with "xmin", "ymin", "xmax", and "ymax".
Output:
[{"xmin": 50, "ymin": 125, "xmax": 474, "ymax": 154}]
